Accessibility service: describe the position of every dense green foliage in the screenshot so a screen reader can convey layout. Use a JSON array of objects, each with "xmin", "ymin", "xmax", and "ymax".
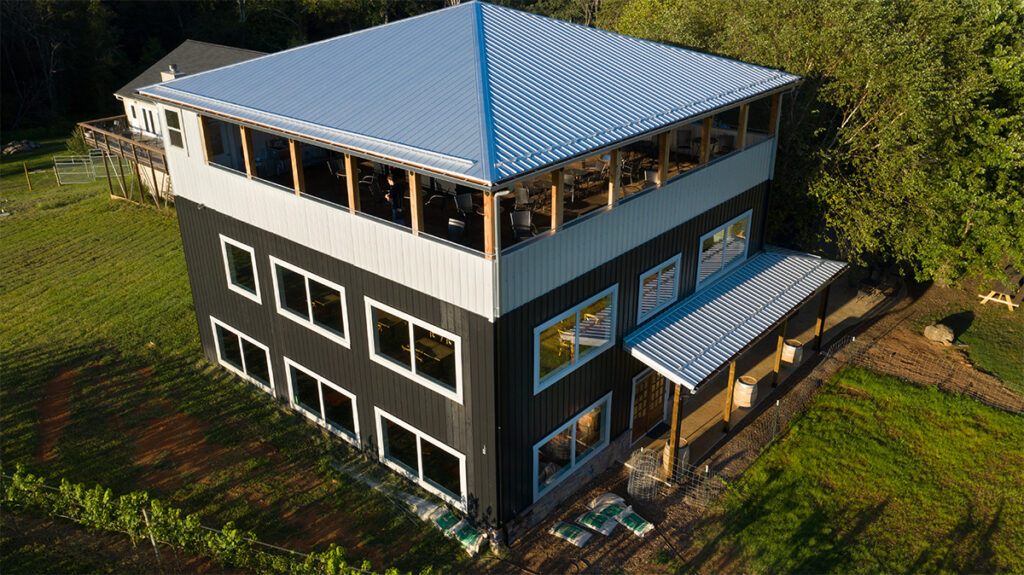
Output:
[
  {"xmin": 681, "ymin": 367, "xmax": 1024, "ymax": 573},
  {"xmin": 609, "ymin": 0, "xmax": 1024, "ymax": 284}
]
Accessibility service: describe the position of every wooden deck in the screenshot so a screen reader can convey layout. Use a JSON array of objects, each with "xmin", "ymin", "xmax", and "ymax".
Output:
[{"xmin": 78, "ymin": 115, "xmax": 168, "ymax": 173}]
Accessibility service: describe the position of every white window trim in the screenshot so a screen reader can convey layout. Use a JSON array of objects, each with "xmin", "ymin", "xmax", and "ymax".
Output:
[
  {"xmin": 219, "ymin": 234, "xmax": 262, "ymax": 304},
  {"xmin": 374, "ymin": 407, "xmax": 467, "ymax": 511},
  {"xmin": 284, "ymin": 357, "xmax": 359, "ymax": 447},
  {"xmin": 533, "ymin": 392, "xmax": 612, "ymax": 502},
  {"xmin": 636, "ymin": 254, "xmax": 681, "ymax": 324},
  {"xmin": 210, "ymin": 316, "xmax": 274, "ymax": 395},
  {"xmin": 628, "ymin": 369, "xmax": 672, "ymax": 445},
  {"xmin": 270, "ymin": 256, "xmax": 350, "ymax": 348},
  {"xmin": 364, "ymin": 297, "xmax": 463, "ymax": 404},
  {"xmin": 533, "ymin": 286, "xmax": 618, "ymax": 394},
  {"xmin": 696, "ymin": 210, "xmax": 752, "ymax": 290},
  {"xmin": 164, "ymin": 108, "xmax": 185, "ymax": 150}
]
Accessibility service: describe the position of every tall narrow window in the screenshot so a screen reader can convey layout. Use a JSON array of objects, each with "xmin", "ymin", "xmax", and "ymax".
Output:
[
  {"xmin": 219, "ymin": 235, "xmax": 261, "ymax": 303},
  {"xmin": 165, "ymin": 109, "xmax": 184, "ymax": 148},
  {"xmin": 376, "ymin": 408, "xmax": 467, "ymax": 510},
  {"xmin": 270, "ymin": 257, "xmax": 349, "ymax": 347},
  {"xmin": 211, "ymin": 317, "xmax": 272, "ymax": 392},
  {"xmin": 534, "ymin": 394, "xmax": 611, "ymax": 500},
  {"xmin": 285, "ymin": 358, "xmax": 359, "ymax": 446},
  {"xmin": 534, "ymin": 286, "xmax": 618, "ymax": 393},
  {"xmin": 637, "ymin": 255, "xmax": 680, "ymax": 323},
  {"xmin": 697, "ymin": 211, "xmax": 751, "ymax": 288}
]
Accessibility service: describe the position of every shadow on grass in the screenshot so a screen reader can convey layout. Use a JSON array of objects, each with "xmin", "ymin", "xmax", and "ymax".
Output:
[{"xmin": 939, "ymin": 310, "xmax": 975, "ymax": 341}]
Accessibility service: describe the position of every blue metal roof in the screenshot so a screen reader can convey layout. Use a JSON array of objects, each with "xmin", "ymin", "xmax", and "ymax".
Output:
[
  {"xmin": 139, "ymin": 2, "xmax": 800, "ymax": 186},
  {"xmin": 624, "ymin": 249, "xmax": 847, "ymax": 391}
]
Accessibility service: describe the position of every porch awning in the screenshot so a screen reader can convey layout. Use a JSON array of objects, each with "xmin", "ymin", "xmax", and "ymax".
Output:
[{"xmin": 623, "ymin": 248, "xmax": 847, "ymax": 392}]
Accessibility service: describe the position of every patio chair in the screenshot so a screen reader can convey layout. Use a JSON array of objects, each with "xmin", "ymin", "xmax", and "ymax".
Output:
[
  {"xmin": 510, "ymin": 209, "xmax": 537, "ymax": 241},
  {"xmin": 644, "ymin": 170, "xmax": 659, "ymax": 188},
  {"xmin": 326, "ymin": 157, "xmax": 346, "ymax": 181},
  {"xmin": 513, "ymin": 185, "xmax": 531, "ymax": 207},
  {"xmin": 456, "ymin": 193, "xmax": 475, "ymax": 217}
]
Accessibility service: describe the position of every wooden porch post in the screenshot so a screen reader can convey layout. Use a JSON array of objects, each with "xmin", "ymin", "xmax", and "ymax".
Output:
[
  {"xmin": 409, "ymin": 170, "xmax": 424, "ymax": 235},
  {"xmin": 657, "ymin": 131, "xmax": 670, "ymax": 185},
  {"xmin": 722, "ymin": 361, "xmax": 737, "ymax": 432},
  {"xmin": 116, "ymin": 155, "xmax": 130, "ymax": 200},
  {"xmin": 344, "ymin": 154, "xmax": 360, "ymax": 214},
  {"xmin": 772, "ymin": 319, "xmax": 788, "ymax": 387},
  {"xmin": 289, "ymin": 140, "xmax": 305, "ymax": 195},
  {"xmin": 814, "ymin": 285, "xmax": 831, "ymax": 352},
  {"xmin": 197, "ymin": 116, "xmax": 211, "ymax": 164},
  {"xmin": 101, "ymin": 152, "xmax": 115, "ymax": 197},
  {"xmin": 146, "ymin": 151, "xmax": 161, "ymax": 208},
  {"xmin": 483, "ymin": 190, "xmax": 496, "ymax": 259},
  {"xmin": 700, "ymin": 117, "xmax": 713, "ymax": 165},
  {"xmin": 550, "ymin": 168, "xmax": 564, "ymax": 229},
  {"xmin": 240, "ymin": 126, "xmax": 256, "ymax": 179},
  {"xmin": 666, "ymin": 382, "xmax": 685, "ymax": 479},
  {"xmin": 607, "ymin": 149, "xmax": 621, "ymax": 205},
  {"xmin": 735, "ymin": 104, "xmax": 749, "ymax": 151},
  {"xmin": 768, "ymin": 93, "xmax": 781, "ymax": 137},
  {"xmin": 129, "ymin": 145, "xmax": 149, "ymax": 206}
]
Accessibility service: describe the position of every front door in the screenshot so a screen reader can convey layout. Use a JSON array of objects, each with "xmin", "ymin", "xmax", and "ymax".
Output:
[{"xmin": 631, "ymin": 370, "xmax": 668, "ymax": 443}]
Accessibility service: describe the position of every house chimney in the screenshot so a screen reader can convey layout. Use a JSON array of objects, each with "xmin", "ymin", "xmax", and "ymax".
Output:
[{"xmin": 160, "ymin": 64, "xmax": 184, "ymax": 82}]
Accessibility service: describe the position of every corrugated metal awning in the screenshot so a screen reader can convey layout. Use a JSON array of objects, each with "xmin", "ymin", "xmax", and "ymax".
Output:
[{"xmin": 623, "ymin": 249, "xmax": 847, "ymax": 392}]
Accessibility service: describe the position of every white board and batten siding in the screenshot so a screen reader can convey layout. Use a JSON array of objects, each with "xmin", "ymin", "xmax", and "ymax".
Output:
[
  {"xmin": 500, "ymin": 138, "xmax": 776, "ymax": 313},
  {"xmin": 161, "ymin": 106, "xmax": 497, "ymax": 320}
]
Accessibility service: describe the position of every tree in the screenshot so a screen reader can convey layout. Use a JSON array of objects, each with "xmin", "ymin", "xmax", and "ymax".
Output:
[{"xmin": 608, "ymin": 0, "xmax": 1024, "ymax": 284}]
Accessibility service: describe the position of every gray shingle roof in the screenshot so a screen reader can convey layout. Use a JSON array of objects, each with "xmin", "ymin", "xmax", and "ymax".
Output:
[{"xmin": 116, "ymin": 39, "xmax": 264, "ymax": 100}]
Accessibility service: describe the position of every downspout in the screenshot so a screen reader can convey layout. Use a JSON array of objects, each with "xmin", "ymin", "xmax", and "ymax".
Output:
[{"xmin": 490, "ymin": 188, "xmax": 510, "ymax": 537}]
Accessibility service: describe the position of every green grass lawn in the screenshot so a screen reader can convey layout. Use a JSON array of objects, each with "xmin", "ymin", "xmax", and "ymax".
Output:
[
  {"xmin": 679, "ymin": 367, "xmax": 1024, "ymax": 574},
  {"xmin": 0, "ymin": 131, "xmax": 462, "ymax": 572}
]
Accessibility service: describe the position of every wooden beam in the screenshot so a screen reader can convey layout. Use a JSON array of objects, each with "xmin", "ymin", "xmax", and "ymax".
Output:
[
  {"xmin": 736, "ymin": 104, "xmax": 749, "ymax": 151},
  {"xmin": 240, "ymin": 125, "xmax": 256, "ymax": 179},
  {"xmin": 768, "ymin": 93, "xmax": 781, "ymax": 137},
  {"xmin": 607, "ymin": 149, "xmax": 621, "ymax": 205},
  {"xmin": 409, "ymin": 170, "xmax": 424, "ymax": 235},
  {"xmin": 772, "ymin": 319, "xmax": 788, "ymax": 387},
  {"xmin": 666, "ymin": 382, "xmax": 685, "ymax": 479},
  {"xmin": 722, "ymin": 361, "xmax": 737, "ymax": 432},
  {"xmin": 289, "ymin": 140, "xmax": 305, "ymax": 195},
  {"xmin": 484, "ymin": 190, "xmax": 496, "ymax": 259},
  {"xmin": 129, "ymin": 145, "xmax": 149, "ymax": 206},
  {"xmin": 101, "ymin": 151, "xmax": 115, "ymax": 197},
  {"xmin": 700, "ymin": 117, "xmax": 713, "ymax": 164},
  {"xmin": 344, "ymin": 154, "xmax": 359, "ymax": 214},
  {"xmin": 116, "ymin": 155, "xmax": 129, "ymax": 200},
  {"xmin": 146, "ymin": 150, "xmax": 161, "ymax": 208},
  {"xmin": 814, "ymin": 285, "xmax": 831, "ymax": 352},
  {"xmin": 550, "ymin": 168, "xmax": 564, "ymax": 229},
  {"xmin": 196, "ymin": 116, "xmax": 212, "ymax": 164},
  {"xmin": 657, "ymin": 131, "xmax": 670, "ymax": 185}
]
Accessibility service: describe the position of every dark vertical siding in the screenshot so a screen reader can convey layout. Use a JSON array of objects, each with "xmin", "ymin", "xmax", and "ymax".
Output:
[
  {"xmin": 495, "ymin": 183, "xmax": 768, "ymax": 519},
  {"xmin": 176, "ymin": 198, "xmax": 500, "ymax": 526}
]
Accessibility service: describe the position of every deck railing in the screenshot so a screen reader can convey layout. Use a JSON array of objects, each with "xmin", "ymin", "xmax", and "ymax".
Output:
[{"xmin": 78, "ymin": 115, "xmax": 168, "ymax": 173}]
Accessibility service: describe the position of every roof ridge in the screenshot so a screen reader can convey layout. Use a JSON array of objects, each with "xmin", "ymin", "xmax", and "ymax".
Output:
[{"xmin": 472, "ymin": 2, "xmax": 498, "ymax": 185}]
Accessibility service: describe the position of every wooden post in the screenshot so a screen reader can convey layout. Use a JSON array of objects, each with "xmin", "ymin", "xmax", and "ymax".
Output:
[
  {"xmin": 550, "ymin": 168, "xmax": 564, "ymax": 229},
  {"xmin": 116, "ymin": 155, "xmax": 129, "ymax": 200},
  {"xmin": 146, "ymin": 150, "xmax": 161, "ymax": 208},
  {"xmin": 607, "ymin": 149, "xmax": 621, "ymax": 204},
  {"xmin": 289, "ymin": 140, "xmax": 305, "ymax": 195},
  {"xmin": 768, "ymin": 93, "xmax": 781, "ymax": 137},
  {"xmin": 130, "ymin": 145, "xmax": 150, "ymax": 206},
  {"xmin": 409, "ymin": 170, "xmax": 424, "ymax": 235},
  {"xmin": 483, "ymin": 190, "xmax": 496, "ymax": 259},
  {"xmin": 23, "ymin": 162, "xmax": 32, "ymax": 191},
  {"xmin": 657, "ymin": 131, "xmax": 670, "ymax": 185},
  {"xmin": 344, "ymin": 154, "xmax": 360, "ymax": 213},
  {"xmin": 772, "ymin": 319, "xmax": 788, "ymax": 387},
  {"xmin": 722, "ymin": 361, "xmax": 737, "ymax": 432},
  {"xmin": 53, "ymin": 165, "xmax": 61, "ymax": 187},
  {"xmin": 736, "ymin": 104, "xmax": 749, "ymax": 151},
  {"xmin": 666, "ymin": 382, "xmax": 685, "ymax": 479},
  {"xmin": 197, "ymin": 115, "xmax": 211, "ymax": 164},
  {"xmin": 700, "ymin": 117, "xmax": 713, "ymax": 164},
  {"xmin": 814, "ymin": 285, "xmax": 831, "ymax": 352},
  {"xmin": 240, "ymin": 125, "xmax": 256, "ymax": 179},
  {"xmin": 101, "ymin": 152, "xmax": 115, "ymax": 197}
]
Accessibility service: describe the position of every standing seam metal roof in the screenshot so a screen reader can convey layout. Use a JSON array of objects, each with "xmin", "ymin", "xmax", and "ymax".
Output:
[{"xmin": 138, "ymin": 2, "xmax": 800, "ymax": 185}]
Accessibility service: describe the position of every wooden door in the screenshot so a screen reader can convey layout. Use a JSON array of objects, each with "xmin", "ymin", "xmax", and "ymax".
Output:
[{"xmin": 632, "ymin": 371, "xmax": 667, "ymax": 442}]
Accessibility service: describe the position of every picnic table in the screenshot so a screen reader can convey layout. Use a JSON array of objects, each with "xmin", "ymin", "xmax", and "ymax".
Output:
[{"xmin": 978, "ymin": 266, "xmax": 1024, "ymax": 311}]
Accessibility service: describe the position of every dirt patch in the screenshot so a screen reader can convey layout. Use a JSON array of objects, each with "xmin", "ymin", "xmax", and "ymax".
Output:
[{"xmin": 35, "ymin": 367, "xmax": 78, "ymax": 463}]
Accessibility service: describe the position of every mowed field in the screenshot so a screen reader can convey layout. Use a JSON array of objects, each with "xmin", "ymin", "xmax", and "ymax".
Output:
[
  {"xmin": 0, "ymin": 133, "xmax": 463, "ymax": 572},
  {"xmin": 676, "ymin": 367, "xmax": 1024, "ymax": 574}
]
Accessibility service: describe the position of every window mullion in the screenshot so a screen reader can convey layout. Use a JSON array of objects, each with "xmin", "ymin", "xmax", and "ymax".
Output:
[
  {"xmin": 408, "ymin": 321, "xmax": 416, "ymax": 373},
  {"xmin": 304, "ymin": 277, "xmax": 313, "ymax": 323},
  {"xmin": 570, "ymin": 421, "xmax": 577, "ymax": 467},
  {"xmin": 416, "ymin": 436, "xmax": 424, "ymax": 481},
  {"xmin": 316, "ymin": 379, "xmax": 326, "ymax": 422},
  {"xmin": 573, "ymin": 311, "xmax": 580, "ymax": 361},
  {"xmin": 237, "ymin": 334, "xmax": 247, "ymax": 374}
]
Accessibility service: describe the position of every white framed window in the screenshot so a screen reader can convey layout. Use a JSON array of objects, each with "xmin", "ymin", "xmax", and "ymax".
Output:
[
  {"xmin": 534, "ymin": 286, "xmax": 618, "ymax": 394},
  {"xmin": 164, "ymin": 108, "xmax": 184, "ymax": 148},
  {"xmin": 375, "ymin": 407, "xmax": 467, "ymax": 511},
  {"xmin": 284, "ymin": 357, "xmax": 359, "ymax": 447},
  {"xmin": 365, "ymin": 298, "xmax": 462, "ymax": 404},
  {"xmin": 697, "ymin": 210, "xmax": 751, "ymax": 289},
  {"xmin": 130, "ymin": 105, "xmax": 137, "ymax": 119},
  {"xmin": 219, "ymin": 234, "xmax": 261, "ymax": 303},
  {"xmin": 637, "ymin": 254, "xmax": 680, "ymax": 324},
  {"xmin": 534, "ymin": 393, "xmax": 612, "ymax": 501},
  {"xmin": 210, "ymin": 316, "xmax": 273, "ymax": 393},
  {"xmin": 270, "ymin": 257, "xmax": 350, "ymax": 347}
]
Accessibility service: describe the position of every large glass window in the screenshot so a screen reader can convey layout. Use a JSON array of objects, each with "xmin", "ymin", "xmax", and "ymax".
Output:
[
  {"xmin": 534, "ymin": 394, "xmax": 611, "ymax": 500},
  {"xmin": 534, "ymin": 286, "xmax": 618, "ymax": 393},
  {"xmin": 219, "ymin": 235, "xmax": 261, "ymax": 303},
  {"xmin": 366, "ymin": 299, "xmax": 462, "ymax": 403},
  {"xmin": 211, "ymin": 318, "xmax": 272, "ymax": 391},
  {"xmin": 638, "ymin": 255, "xmax": 681, "ymax": 324},
  {"xmin": 697, "ymin": 211, "xmax": 751, "ymax": 288},
  {"xmin": 285, "ymin": 359, "xmax": 359, "ymax": 445},
  {"xmin": 376, "ymin": 409, "xmax": 466, "ymax": 509},
  {"xmin": 270, "ymin": 257, "xmax": 349, "ymax": 347}
]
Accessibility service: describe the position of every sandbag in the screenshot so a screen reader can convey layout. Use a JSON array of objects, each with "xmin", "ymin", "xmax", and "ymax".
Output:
[{"xmin": 549, "ymin": 521, "xmax": 592, "ymax": 547}]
